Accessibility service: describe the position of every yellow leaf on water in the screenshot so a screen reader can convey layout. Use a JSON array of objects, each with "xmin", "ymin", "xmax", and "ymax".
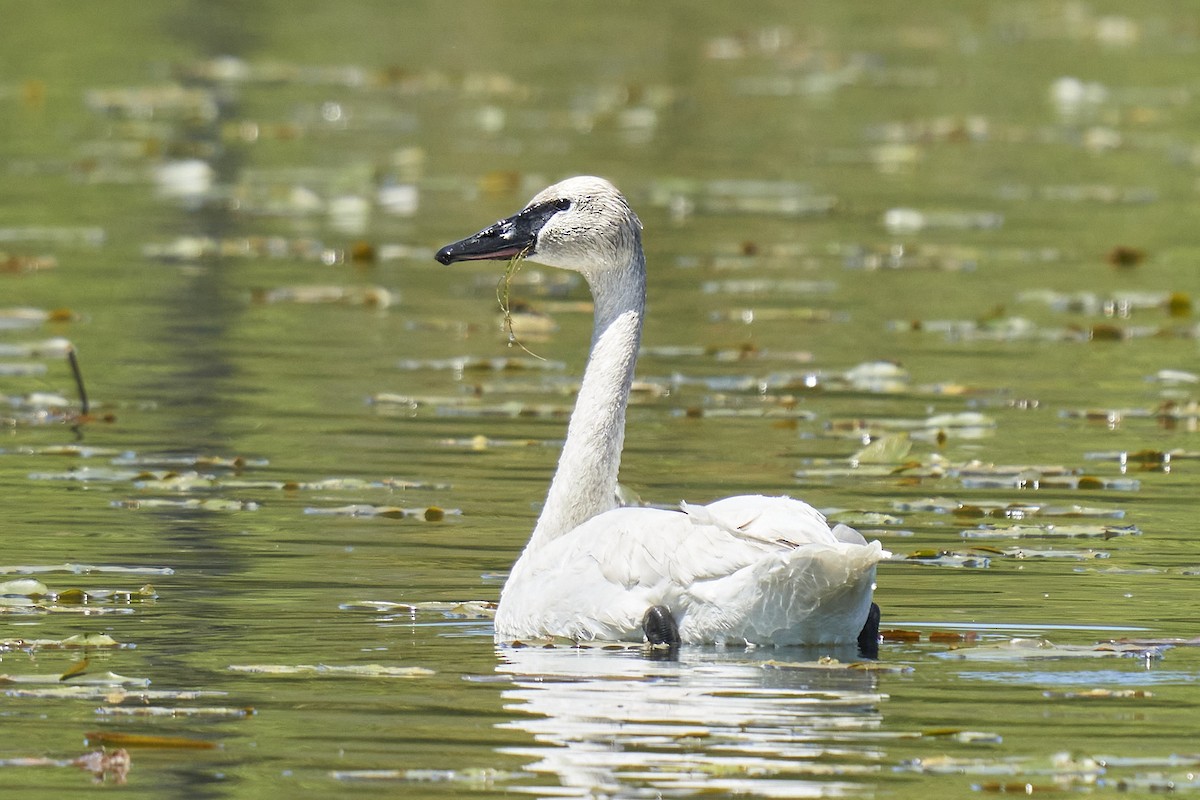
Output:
[
  {"xmin": 85, "ymin": 731, "xmax": 217, "ymax": 749},
  {"xmin": 56, "ymin": 588, "xmax": 88, "ymax": 604},
  {"xmin": 59, "ymin": 657, "xmax": 90, "ymax": 681}
]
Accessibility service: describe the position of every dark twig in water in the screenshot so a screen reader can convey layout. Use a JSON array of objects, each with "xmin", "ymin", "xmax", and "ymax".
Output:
[
  {"xmin": 68, "ymin": 345, "xmax": 90, "ymax": 417},
  {"xmin": 495, "ymin": 244, "xmax": 545, "ymax": 361},
  {"xmin": 67, "ymin": 345, "xmax": 90, "ymax": 441}
]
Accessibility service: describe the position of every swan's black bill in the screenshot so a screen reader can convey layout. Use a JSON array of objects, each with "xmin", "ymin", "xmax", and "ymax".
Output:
[
  {"xmin": 435, "ymin": 197, "xmax": 571, "ymax": 265},
  {"xmin": 857, "ymin": 602, "xmax": 881, "ymax": 660}
]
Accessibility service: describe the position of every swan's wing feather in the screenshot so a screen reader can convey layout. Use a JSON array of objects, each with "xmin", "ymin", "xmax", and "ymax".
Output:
[
  {"xmin": 695, "ymin": 494, "xmax": 845, "ymax": 548},
  {"xmin": 579, "ymin": 495, "xmax": 845, "ymax": 589},
  {"xmin": 581, "ymin": 506, "xmax": 761, "ymax": 589}
]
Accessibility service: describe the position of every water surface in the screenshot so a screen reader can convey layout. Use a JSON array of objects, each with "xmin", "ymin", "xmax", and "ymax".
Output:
[{"xmin": 2, "ymin": 3, "xmax": 1199, "ymax": 797}]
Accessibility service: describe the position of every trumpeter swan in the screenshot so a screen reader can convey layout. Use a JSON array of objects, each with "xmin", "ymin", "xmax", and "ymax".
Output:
[{"xmin": 437, "ymin": 176, "xmax": 887, "ymax": 647}]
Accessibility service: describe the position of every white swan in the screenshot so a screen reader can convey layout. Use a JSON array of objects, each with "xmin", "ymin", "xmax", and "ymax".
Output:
[{"xmin": 436, "ymin": 176, "xmax": 888, "ymax": 647}]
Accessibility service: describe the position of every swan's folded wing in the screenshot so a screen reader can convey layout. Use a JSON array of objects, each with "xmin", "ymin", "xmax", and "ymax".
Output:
[
  {"xmin": 568, "ymin": 504, "xmax": 812, "ymax": 590},
  {"xmin": 696, "ymin": 495, "xmax": 841, "ymax": 548}
]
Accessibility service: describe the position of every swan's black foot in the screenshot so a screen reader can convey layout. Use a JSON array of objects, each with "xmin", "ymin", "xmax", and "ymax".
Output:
[
  {"xmin": 857, "ymin": 602, "xmax": 881, "ymax": 660},
  {"xmin": 642, "ymin": 605, "xmax": 681, "ymax": 647}
]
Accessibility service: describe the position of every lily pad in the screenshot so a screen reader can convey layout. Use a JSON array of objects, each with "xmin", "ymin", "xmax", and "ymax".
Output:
[
  {"xmin": 95, "ymin": 705, "xmax": 255, "ymax": 718},
  {"xmin": 302, "ymin": 505, "xmax": 458, "ymax": 520},
  {"xmin": 763, "ymin": 657, "xmax": 913, "ymax": 674},
  {"xmin": 228, "ymin": 663, "xmax": 435, "ymax": 678},
  {"xmin": 0, "ymin": 671, "xmax": 149, "ymax": 686},
  {"xmin": 934, "ymin": 638, "xmax": 1166, "ymax": 662}
]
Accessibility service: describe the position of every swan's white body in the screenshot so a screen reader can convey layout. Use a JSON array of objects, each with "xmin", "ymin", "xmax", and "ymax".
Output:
[{"xmin": 438, "ymin": 176, "xmax": 887, "ymax": 646}]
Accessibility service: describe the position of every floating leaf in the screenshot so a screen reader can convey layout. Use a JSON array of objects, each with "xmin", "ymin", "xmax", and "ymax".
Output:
[
  {"xmin": 437, "ymin": 435, "xmax": 548, "ymax": 450},
  {"xmin": 0, "ymin": 671, "xmax": 148, "ymax": 686},
  {"xmin": 0, "ymin": 443, "xmax": 120, "ymax": 457},
  {"xmin": 893, "ymin": 497, "xmax": 1125, "ymax": 519},
  {"xmin": 0, "ymin": 578, "xmax": 49, "ymax": 596},
  {"xmin": 84, "ymin": 731, "xmax": 217, "ymax": 750},
  {"xmin": 1042, "ymin": 688, "xmax": 1152, "ymax": 700},
  {"xmin": 228, "ymin": 663, "xmax": 434, "ymax": 678},
  {"xmin": 59, "ymin": 658, "xmax": 90, "ymax": 682},
  {"xmin": 396, "ymin": 355, "xmax": 564, "ymax": 372},
  {"xmin": 303, "ymin": 504, "xmax": 459, "ymax": 520},
  {"xmin": 921, "ymin": 729, "xmax": 1003, "ymax": 744},
  {"xmin": 762, "ymin": 657, "xmax": 913, "ymax": 674},
  {"xmin": 934, "ymin": 638, "xmax": 1165, "ymax": 662},
  {"xmin": 0, "ymin": 306, "xmax": 78, "ymax": 331},
  {"xmin": 5, "ymin": 687, "xmax": 225, "ymax": 702},
  {"xmin": 851, "ymin": 433, "xmax": 913, "ymax": 465},
  {"xmin": 0, "ymin": 583, "xmax": 156, "ymax": 608},
  {"xmin": 898, "ymin": 754, "xmax": 1024, "ymax": 776},
  {"xmin": 96, "ymin": 706, "xmax": 254, "ymax": 718},
  {"xmin": 339, "ymin": 600, "xmax": 497, "ymax": 619},
  {"xmin": 251, "ymin": 284, "xmax": 396, "ymax": 309},
  {"xmin": 902, "ymin": 550, "xmax": 991, "ymax": 568},
  {"xmin": 110, "ymin": 453, "xmax": 268, "ymax": 469},
  {"xmin": 974, "ymin": 780, "xmax": 1059, "ymax": 793},
  {"xmin": 331, "ymin": 768, "xmax": 521, "ymax": 785},
  {"xmin": 957, "ymin": 467, "xmax": 1140, "ymax": 491},
  {"xmin": 961, "ymin": 523, "xmax": 1140, "ymax": 540},
  {"xmin": 1001, "ymin": 546, "xmax": 1110, "ymax": 560},
  {"xmin": 0, "ymin": 564, "xmax": 173, "ymax": 577},
  {"xmin": 112, "ymin": 498, "xmax": 260, "ymax": 511},
  {"xmin": 0, "ymin": 633, "xmax": 122, "ymax": 651}
]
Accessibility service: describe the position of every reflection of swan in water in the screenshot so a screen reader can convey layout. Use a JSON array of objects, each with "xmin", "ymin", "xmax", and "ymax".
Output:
[
  {"xmin": 437, "ymin": 176, "xmax": 888, "ymax": 646},
  {"xmin": 495, "ymin": 645, "xmax": 884, "ymax": 797}
]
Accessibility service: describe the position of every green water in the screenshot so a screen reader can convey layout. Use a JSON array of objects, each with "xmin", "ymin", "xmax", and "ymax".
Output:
[{"xmin": 2, "ymin": 2, "xmax": 1199, "ymax": 797}]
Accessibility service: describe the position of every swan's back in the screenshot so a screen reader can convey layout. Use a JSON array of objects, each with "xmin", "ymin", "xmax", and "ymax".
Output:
[{"xmin": 495, "ymin": 495, "xmax": 887, "ymax": 646}]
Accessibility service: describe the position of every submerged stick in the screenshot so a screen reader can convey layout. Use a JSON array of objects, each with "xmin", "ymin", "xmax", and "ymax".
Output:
[
  {"xmin": 67, "ymin": 344, "xmax": 90, "ymax": 417},
  {"xmin": 495, "ymin": 244, "xmax": 545, "ymax": 361}
]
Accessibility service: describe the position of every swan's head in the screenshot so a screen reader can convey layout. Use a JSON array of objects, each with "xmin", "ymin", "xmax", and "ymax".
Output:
[{"xmin": 435, "ymin": 176, "xmax": 642, "ymax": 281}]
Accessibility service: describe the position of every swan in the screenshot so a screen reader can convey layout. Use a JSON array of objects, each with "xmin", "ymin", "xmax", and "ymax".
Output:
[{"xmin": 436, "ymin": 176, "xmax": 888, "ymax": 647}]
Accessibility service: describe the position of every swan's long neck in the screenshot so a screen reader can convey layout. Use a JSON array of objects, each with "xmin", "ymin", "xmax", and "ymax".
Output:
[{"xmin": 527, "ymin": 249, "xmax": 646, "ymax": 551}]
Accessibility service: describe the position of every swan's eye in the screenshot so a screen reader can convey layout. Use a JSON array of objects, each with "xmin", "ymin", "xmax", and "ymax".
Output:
[{"xmin": 553, "ymin": 198, "xmax": 571, "ymax": 212}]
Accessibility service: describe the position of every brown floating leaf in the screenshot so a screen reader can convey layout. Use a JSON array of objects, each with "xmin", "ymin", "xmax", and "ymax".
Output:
[
  {"xmin": 1167, "ymin": 291, "xmax": 1192, "ymax": 316},
  {"xmin": 976, "ymin": 782, "xmax": 1056, "ymax": 793},
  {"xmin": 349, "ymin": 240, "xmax": 376, "ymax": 263},
  {"xmin": 84, "ymin": 731, "xmax": 217, "ymax": 750},
  {"xmin": 1105, "ymin": 245, "xmax": 1145, "ymax": 268},
  {"xmin": 1089, "ymin": 323, "xmax": 1126, "ymax": 341}
]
